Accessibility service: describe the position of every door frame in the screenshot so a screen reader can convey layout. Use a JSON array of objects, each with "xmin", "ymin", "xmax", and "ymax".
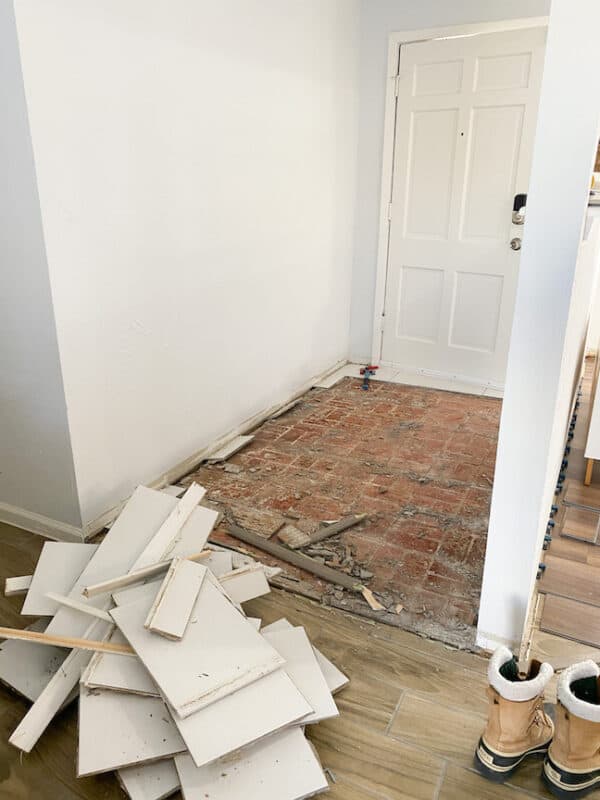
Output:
[{"xmin": 371, "ymin": 17, "xmax": 549, "ymax": 388}]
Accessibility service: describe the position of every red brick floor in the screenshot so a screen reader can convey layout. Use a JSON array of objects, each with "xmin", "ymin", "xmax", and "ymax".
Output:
[{"xmin": 186, "ymin": 377, "xmax": 501, "ymax": 641}]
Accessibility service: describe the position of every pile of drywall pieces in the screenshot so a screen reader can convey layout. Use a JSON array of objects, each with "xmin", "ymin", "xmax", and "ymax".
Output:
[{"xmin": 1, "ymin": 483, "xmax": 348, "ymax": 800}]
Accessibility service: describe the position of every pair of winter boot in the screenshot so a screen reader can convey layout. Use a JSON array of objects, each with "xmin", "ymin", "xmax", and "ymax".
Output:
[{"xmin": 475, "ymin": 646, "xmax": 600, "ymax": 798}]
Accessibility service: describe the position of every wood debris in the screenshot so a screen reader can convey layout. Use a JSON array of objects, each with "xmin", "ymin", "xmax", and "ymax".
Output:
[
  {"xmin": 4, "ymin": 575, "xmax": 33, "ymax": 597},
  {"xmin": 229, "ymin": 523, "xmax": 386, "ymax": 611},
  {"xmin": 277, "ymin": 513, "xmax": 367, "ymax": 549},
  {"xmin": 0, "ymin": 482, "xmax": 348, "ymax": 799},
  {"xmin": 206, "ymin": 435, "xmax": 254, "ymax": 463},
  {"xmin": 230, "ymin": 506, "xmax": 285, "ymax": 538}
]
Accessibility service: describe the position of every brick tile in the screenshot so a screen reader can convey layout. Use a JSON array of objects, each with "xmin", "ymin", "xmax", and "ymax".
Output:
[
  {"xmin": 182, "ymin": 377, "xmax": 499, "ymax": 637},
  {"xmin": 436, "ymin": 531, "xmax": 473, "ymax": 563},
  {"xmin": 424, "ymin": 572, "xmax": 471, "ymax": 598},
  {"xmin": 377, "ymin": 544, "xmax": 434, "ymax": 580},
  {"xmin": 294, "ymin": 494, "xmax": 348, "ymax": 520},
  {"xmin": 401, "ymin": 589, "xmax": 449, "ymax": 616}
]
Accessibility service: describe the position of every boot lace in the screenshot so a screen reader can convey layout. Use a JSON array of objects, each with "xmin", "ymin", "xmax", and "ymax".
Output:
[{"xmin": 530, "ymin": 698, "xmax": 550, "ymax": 730}]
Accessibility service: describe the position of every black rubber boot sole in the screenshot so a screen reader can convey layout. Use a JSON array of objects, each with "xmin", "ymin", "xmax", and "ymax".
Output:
[
  {"xmin": 543, "ymin": 755, "xmax": 600, "ymax": 799},
  {"xmin": 474, "ymin": 737, "xmax": 551, "ymax": 782}
]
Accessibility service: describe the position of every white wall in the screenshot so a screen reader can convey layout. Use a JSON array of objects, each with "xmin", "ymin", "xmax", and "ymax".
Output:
[
  {"xmin": 351, "ymin": 0, "xmax": 551, "ymax": 361},
  {"xmin": 13, "ymin": 0, "xmax": 360, "ymax": 527},
  {"xmin": 0, "ymin": 2, "xmax": 81, "ymax": 530},
  {"xmin": 477, "ymin": 0, "xmax": 600, "ymax": 650},
  {"xmin": 585, "ymin": 207, "xmax": 600, "ymax": 354}
]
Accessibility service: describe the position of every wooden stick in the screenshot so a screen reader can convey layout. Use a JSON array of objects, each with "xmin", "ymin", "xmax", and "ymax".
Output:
[
  {"xmin": 229, "ymin": 524, "xmax": 359, "ymax": 588},
  {"xmin": 296, "ymin": 513, "xmax": 368, "ymax": 549},
  {"xmin": 82, "ymin": 549, "xmax": 211, "ymax": 598},
  {"xmin": 0, "ymin": 626, "xmax": 134, "ymax": 656},
  {"xmin": 46, "ymin": 592, "xmax": 113, "ymax": 622},
  {"xmin": 227, "ymin": 524, "xmax": 384, "ymax": 610}
]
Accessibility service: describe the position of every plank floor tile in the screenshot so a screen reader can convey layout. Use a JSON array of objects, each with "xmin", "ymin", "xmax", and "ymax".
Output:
[
  {"xmin": 309, "ymin": 716, "xmax": 443, "ymax": 800},
  {"xmin": 506, "ymin": 755, "xmax": 556, "ymax": 799},
  {"xmin": 439, "ymin": 764, "xmax": 541, "ymax": 800},
  {"xmin": 387, "ymin": 693, "xmax": 484, "ymax": 764}
]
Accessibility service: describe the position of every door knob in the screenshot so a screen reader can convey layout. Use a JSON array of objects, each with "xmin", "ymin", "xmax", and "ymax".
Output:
[{"xmin": 510, "ymin": 237, "xmax": 522, "ymax": 250}]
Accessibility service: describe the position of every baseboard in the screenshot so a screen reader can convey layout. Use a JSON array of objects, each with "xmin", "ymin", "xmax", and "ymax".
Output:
[
  {"xmin": 82, "ymin": 358, "xmax": 349, "ymax": 539},
  {"xmin": 0, "ymin": 501, "xmax": 85, "ymax": 543},
  {"xmin": 475, "ymin": 629, "xmax": 519, "ymax": 654}
]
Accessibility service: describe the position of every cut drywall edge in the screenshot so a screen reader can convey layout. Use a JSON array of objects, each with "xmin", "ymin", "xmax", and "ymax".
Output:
[
  {"xmin": 82, "ymin": 358, "xmax": 347, "ymax": 539},
  {"xmin": 4, "ymin": 575, "xmax": 32, "ymax": 596},
  {"xmin": 117, "ymin": 758, "xmax": 180, "ymax": 800}
]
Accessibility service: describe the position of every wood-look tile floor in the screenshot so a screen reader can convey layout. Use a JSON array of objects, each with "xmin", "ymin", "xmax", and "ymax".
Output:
[{"xmin": 0, "ymin": 524, "xmax": 570, "ymax": 800}]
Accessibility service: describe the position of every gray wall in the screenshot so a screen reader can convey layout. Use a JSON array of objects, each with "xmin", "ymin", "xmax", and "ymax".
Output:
[
  {"xmin": 350, "ymin": 0, "xmax": 552, "ymax": 361},
  {"xmin": 0, "ymin": 2, "xmax": 81, "ymax": 527}
]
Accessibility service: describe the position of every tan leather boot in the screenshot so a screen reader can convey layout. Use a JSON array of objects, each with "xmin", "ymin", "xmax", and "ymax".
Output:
[
  {"xmin": 544, "ymin": 660, "xmax": 600, "ymax": 798},
  {"xmin": 475, "ymin": 646, "xmax": 554, "ymax": 781}
]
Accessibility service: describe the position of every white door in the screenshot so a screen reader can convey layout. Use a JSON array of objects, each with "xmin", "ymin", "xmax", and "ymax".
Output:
[{"xmin": 381, "ymin": 27, "xmax": 546, "ymax": 390}]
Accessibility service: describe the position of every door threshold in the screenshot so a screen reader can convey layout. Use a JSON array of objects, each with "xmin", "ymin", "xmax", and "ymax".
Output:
[{"xmin": 344, "ymin": 363, "xmax": 504, "ymax": 398}]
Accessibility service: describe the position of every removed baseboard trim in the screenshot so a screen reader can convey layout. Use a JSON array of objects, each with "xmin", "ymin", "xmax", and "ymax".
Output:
[
  {"xmin": 0, "ymin": 501, "xmax": 84, "ymax": 543},
  {"xmin": 82, "ymin": 358, "xmax": 348, "ymax": 539}
]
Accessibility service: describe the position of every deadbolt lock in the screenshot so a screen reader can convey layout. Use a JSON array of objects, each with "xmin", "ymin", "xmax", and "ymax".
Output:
[{"xmin": 512, "ymin": 193, "xmax": 527, "ymax": 225}]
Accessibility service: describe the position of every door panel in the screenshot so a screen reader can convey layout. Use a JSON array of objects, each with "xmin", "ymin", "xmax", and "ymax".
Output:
[
  {"xmin": 397, "ymin": 265, "xmax": 444, "ymax": 343},
  {"xmin": 414, "ymin": 60, "xmax": 463, "ymax": 96},
  {"xmin": 474, "ymin": 53, "xmax": 532, "ymax": 91},
  {"xmin": 461, "ymin": 105, "xmax": 525, "ymax": 241},
  {"xmin": 405, "ymin": 109, "xmax": 459, "ymax": 239},
  {"xmin": 449, "ymin": 271, "xmax": 504, "ymax": 351},
  {"xmin": 381, "ymin": 27, "xmax": 546, "ymax": 389}
]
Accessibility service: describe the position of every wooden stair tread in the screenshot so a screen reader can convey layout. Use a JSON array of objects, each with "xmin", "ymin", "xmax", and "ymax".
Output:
[
  {"xmin": 564, "ymin": 479, "xmax": 600, "ymax": 512},
  {"xmin": 539, "ymin": 554, "xmax": 600, "ymax": 607},
  {"xmin": 549, "ymin": 535, "xmax": 591, "ymax": 564},
  {"xmin": 561, "ymin": 506, "xmax": 600, "ymax": 544},
  {"xmin": 540, "ymin": 594, "xmax": 600, "ymax": 649}
]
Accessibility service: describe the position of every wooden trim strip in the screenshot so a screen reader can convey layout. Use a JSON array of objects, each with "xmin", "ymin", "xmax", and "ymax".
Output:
[
  {"xmin": 82, "ymin": 549, "xmax": 211, "ymax": 598},
  {"xmin": 46, "ymin": 592, "xmax": 113, "ymax": 623},
  {"xmin": 0, "ymin": 626, "xmax": 134, "ymax": 655},
  {"xmin": 144, "ymin": 558, "xmax": 206, "ymax": 640},
  {"xmin": 130, "ymin": 483, "xmax": 206, "ymax": 570}
]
